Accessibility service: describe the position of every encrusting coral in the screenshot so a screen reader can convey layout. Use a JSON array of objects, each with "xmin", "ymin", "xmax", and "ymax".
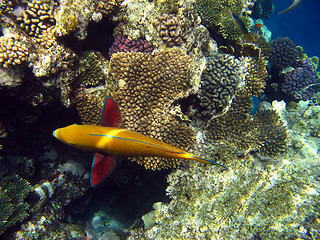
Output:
[{"xmin": 109, "ymin": 47, "xmax": 195, "ymax": 170}]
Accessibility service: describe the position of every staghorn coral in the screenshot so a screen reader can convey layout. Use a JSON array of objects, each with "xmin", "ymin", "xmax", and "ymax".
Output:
[
  {"xmin": 109, "ymin": 48, "xmax": 195, "ymax": 170},
  {"xmin": 108, "ymin": 34, "xmax": 153, "ymax": 57},
  {"xmin": 266, "ymin": 37, "xmax": 299, "ymax": 69},
  {"xmin": 0, "ymin": 175, "xmax": 33, "ymax": 236},
  {"xmin": 281, "ymin": 59, "xmax": 320, "ymax": 101},
  {"xmin": 153, "ymin": 13, "xmax": 186, "ymax": 47},
  {"xmin": 197, "ymin": 52, "xmax": 245, "ymax": 119}
]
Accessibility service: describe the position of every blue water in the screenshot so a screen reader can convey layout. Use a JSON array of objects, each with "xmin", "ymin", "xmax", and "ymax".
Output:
[{"xmin": 266, "ymin": 0, "xmax": 320, "ymax": 58}]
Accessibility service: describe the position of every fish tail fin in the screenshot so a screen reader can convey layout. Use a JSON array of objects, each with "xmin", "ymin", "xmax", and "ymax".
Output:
[{"xmin": 188, "ymin": 154, "xmax": 227, "ymax": 169}]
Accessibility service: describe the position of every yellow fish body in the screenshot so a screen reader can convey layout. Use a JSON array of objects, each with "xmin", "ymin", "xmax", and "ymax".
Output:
[{"xmin": 53, "ymin": 98, "xmax": 226, "ymax": 187}]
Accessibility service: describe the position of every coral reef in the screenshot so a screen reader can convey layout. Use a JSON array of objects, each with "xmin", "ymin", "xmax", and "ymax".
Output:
[
  {"xmin": 195, "ymin": 0, "xmax": 255, "ymax": 41},
  {"xmin": 0, "ymin": 34, "xmax": 30, "ymax": 68},
  {"xmin": 243, "ymin": 56, "xmax": 267, "ymax": 96},
  {"xmin": 110, "ymin": 47, "xmax": 195, "ymax": 170},
  {"xmin": 108, "ymin": 34, "xmax": 153, "ymax": 57},
  {"xmin": 266, "ymin": 37, "xmax": 299, "ymax": 69},
  {"xmin": 15, "ymin": 0, "xmax": 56, "ymax": 38},
  {"xmin": 205, "ymin": 96, "xmax": 287, "ymax": 156},
  {"xmin": 153, "ymin": 13, "xmax": 186, "ymax": 47},
  {"xmin": 79, "ymin": 51, "xmax": 107, "ymax": 87},
  {"xmin": 281, "ymin": 59, "xmax": 320, "ymax": 101},
  {"xmin": 197, "ymin": 52, "xmax": 245, "ymax": 118},
  {"xmin": 0, "ymin": 175, "xmax": 33, "ymax": 236},
  {"xmin": 141, "ymin": 152, "xmax": 320, "ymax": 239}
]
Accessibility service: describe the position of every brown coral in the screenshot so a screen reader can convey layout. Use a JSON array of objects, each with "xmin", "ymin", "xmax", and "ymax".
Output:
[
  {"xmin": 198, "ymin": 52, "xmax": 244, "ymax": 119},
  {"xmin": 15, "ymin": 0, "xmax": 55, "ymax": 38},
  {"xmin": 243, "ymin": 56, "xmax": 267, "ymax": 96},
  {"xmin": 0, "ymin": 34, "xmax": 30, "ymax": 68},
  {"xmin": 109, "ymin": 48, "xmax": 195, "ymax": 170},
  {"xmin": 153, "ymin": 13, "xmax": 186, "ymax": 47}
]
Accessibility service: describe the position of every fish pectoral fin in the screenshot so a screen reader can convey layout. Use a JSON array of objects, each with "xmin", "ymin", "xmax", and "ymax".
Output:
[
  {"xmin": 99, "ymin": 97, "xmax": 123, "ymax": 128},
  {"xmin": 90, "ymin": 152, "xmax": 116, "ymax": 187}
]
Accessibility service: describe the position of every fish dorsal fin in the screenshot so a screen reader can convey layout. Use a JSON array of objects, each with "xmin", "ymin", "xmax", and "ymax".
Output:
[
  {"xmin": 90, "ymin": 153, "xmax": 116, "ymax": 187},
  {"xmin": 99, "ymin": 97, "xmax": 122, "ymax": 128}
]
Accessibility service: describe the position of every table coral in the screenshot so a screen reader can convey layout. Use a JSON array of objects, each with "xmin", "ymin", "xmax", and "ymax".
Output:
[{"xmin": 109, "ymin": 47, "xmax": 195, "ymax": 170}]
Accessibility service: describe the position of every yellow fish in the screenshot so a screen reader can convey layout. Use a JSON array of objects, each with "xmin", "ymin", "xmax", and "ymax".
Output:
[{"xmin": 53, "ymin": 98, "xmax": 226, "ymax": 187}]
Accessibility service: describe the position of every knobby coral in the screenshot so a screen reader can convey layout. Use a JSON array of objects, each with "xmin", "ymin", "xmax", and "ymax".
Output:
[
  {"xmin": 198, "ymin": 52, "xmax": 245, "ymax": 119},
  {"xmin": 281, "ymin": 59, "xmax": 320, "ymax": 101},
  {"xmin": 109, "ymin": 47, "xmax": 195, "ymax": 170},
  {"xmin": 266, "ymin": 37, "xmax": 299, "ymax": 69}
]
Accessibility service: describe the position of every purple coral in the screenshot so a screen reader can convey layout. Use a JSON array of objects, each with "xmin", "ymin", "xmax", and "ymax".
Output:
[
  {"xmin": 281, "ymin": 59, "xmax": 319, "ymax": 101},
  {"xmin": 108, "ymin": 34, "xmax": 153, "ymax": 58}
]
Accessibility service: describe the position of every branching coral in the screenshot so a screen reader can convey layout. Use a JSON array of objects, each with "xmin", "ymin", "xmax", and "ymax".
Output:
[
  {"xmin": 79, "ymin": 51, "xmax": 107, "ymax": 87},
  {"xmin": 109, "ymin": 47, "xmax": 195, "ymax": 170},
  {"xmin": 243, "ymin": 56, "xmax": 267, "ymax": 96},
  {"xmin": 255, "ymin": 107, "xmax": 288, "ymax": 156},
  {"xmin": 0, "ymin": 175, "xmax": 33, "ymax": 236}
]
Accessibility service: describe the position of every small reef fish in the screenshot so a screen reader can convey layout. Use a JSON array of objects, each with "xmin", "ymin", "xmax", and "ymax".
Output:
[
  {"xmin": 53, "ymin": 98, "xmax": 227, "ymax": 187},
  {"xmin": 229, "ymin": 10, "xmax": 254, "ymax": 42},
  {"xmin": 278, "ymin": 0, "xmax": 302, "ymax": 15}
]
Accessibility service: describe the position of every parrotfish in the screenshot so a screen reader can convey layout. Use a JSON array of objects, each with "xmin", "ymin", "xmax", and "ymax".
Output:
[
  {"xmin": 229, "ymin": 10, "xmax": 254, "ymax": 42},
  {"xmin": 53, "ymin": 98, "xmax": 226, "ymax": 187},
  {"xmin": 278, "ymin": 0, "xmax": 302, "ymax": 15}
]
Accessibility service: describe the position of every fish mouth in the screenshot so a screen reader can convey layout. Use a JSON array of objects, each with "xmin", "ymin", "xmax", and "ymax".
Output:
[{"xmin": 52, "ymin": 129, "xmax": 58, "ymax": 138}]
